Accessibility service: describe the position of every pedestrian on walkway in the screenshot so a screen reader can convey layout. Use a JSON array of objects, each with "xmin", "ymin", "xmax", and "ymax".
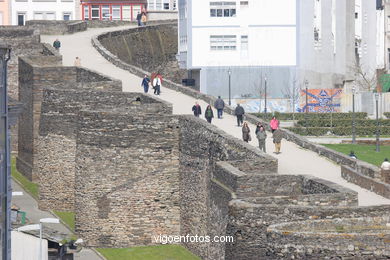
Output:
[
  {"xmin": 256, "ymin": 125, "xmax": 267, "ymax": 152},
  {"xmin": 235, "ymin": 104, "xmax": 245, "ymax": 127},
  {"xmin": 141, "ymin": 75, "xmax": 150, "ymax": 93},
  {"xmin": 270, "ymin": 116, "xmax": 279, "ymax": 133},
  {"xmin": 192, "ymin": 101, "xmax": 202, "ymax": 117},
  {"xmin": 53, "ymin": 39, "xmax": 61, "ymax": 51},
  {"xmin": 136, "ymin": 12, "xmax": 142, "ymax": 26},
  {"xmin": 153, "ymin": 74, "xmax": 162, "ymax": 95},
  {"xmin": 255, "ymin": 122, "xmax": 262, "ymax": 134},
  {"xmin": 141, "ymin": 12, "xmax": 147, "ymax": 26},
  {"xmin": 381, "ymin": 158, "xmax": 390, "ymax": 183},
  {"xmin": 205, "ymin": 105, "xmax": 214, "ymax": 123},
  {"xmin": 74, "ymin": 57, "xmax": 81, "ymax": 67},
  {"xmin": 272, "ymin": 128, "xmax": 283, "ymax": 154},
  {"xmin": 214, "ymin": 96, "xmax": 225, "ymax": 119},
  {"xmin": 349, "ymin": 151, "xmax": 357, "ymax": 159},
  {"xmin": 242, "ymin": 122, "xmax": 251, "ymax": 143}
]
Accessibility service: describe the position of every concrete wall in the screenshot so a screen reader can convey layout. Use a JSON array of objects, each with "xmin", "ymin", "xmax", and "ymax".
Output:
[{"xmin": 26, "ymin": 20, "xmax": 87, "ymax": 35}]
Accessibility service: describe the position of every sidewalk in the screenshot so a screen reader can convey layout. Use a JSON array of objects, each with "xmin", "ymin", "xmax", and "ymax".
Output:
[
  {"xmin": 11, "ymin": 181, "xmax": 103, "ymax": 260},
  {"xmin": 41, "ymin": 27, "xmax": 390, "ymax": 207}
]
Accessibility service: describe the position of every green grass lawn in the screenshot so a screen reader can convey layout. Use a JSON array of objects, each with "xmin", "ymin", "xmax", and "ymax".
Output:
[
  {"xmin": 11, "ymin": 157, "xmax": 39, "ymax": 199},
  {"xmin": 97, "ymin": 245, "xmax": 200, "ymax": 260},
  {"xmin": 322, "ymin": 144, "xmax": 390, "ymax": 166},
  {"xmin": 54, "ymin": 211, "xmax": 75, "ymax": 230}
]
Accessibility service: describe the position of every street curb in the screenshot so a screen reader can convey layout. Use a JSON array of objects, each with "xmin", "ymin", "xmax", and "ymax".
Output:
[
  {"xmin": 92, "ymin": 248, "xmax": 107, "ymax": 260},
  {"xmin": 11, "ymin": 176, "xmax": 38, "ymax": 200}
]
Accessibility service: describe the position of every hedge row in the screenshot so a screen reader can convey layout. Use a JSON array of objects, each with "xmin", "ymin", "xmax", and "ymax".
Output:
[
  {"xmin": 286, "ymin": 127, "xmax": 390, "ymax": 136},
  {"xmin": 385, "ymin": 112, "xmax": 390, "ymax": 119},
  {"xmin": 252, "ymin": 112, "xmax": 368, "ymax": 121},
  {"xmin": 296, "ymin": 119, "xmax": 390, "ymax": 127}
]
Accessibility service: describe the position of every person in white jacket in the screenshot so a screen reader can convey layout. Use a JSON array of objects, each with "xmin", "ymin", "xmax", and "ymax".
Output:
[
  {"xmin": 153, "ymin": 76, "xmax": 161, "ymax": 95},
  {"xmin": 381, "ymin": 158, "xmax": 390, "ymax": 183}
]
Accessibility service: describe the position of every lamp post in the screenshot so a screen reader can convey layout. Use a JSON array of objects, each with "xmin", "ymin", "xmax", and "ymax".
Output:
[
  {"xmin": 264, "ymin": 75, "xmax": 267, "ymax": 118},
  {"xmin": 228, "ymin": 68, "xmax": 231, "ymax": 106},
  {"xmin": 375, "ymin": 93, "xmax": 380, "ymax": 152},
  {"xmin": 352, "ymin": 86, "xmax": 356, "ymax": 144},
  {"xmin": 0, "ymin": 43, "xmax": 11, "ymax": 260},
  {"xmin": 304, "ymin": 80, "xmax": 309, "ymax": 133}
]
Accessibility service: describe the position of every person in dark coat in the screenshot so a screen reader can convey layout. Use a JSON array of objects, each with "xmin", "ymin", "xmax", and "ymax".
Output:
[
  {"xmin": 141, "ymin": 75, "xmax": 150, "ymax": 93},
  {"xmin": 53, "ymin": 39, "xmax": 61, "ymax": 51},
  {"xmin": 192, "ymin": 101, "xmax": 202, "ymax": 117},
  {"xmin": 272, "ymin": 129, "xmax": 283, "ymax": 154},
  {"xmin": 235, "ymin": 104, "xmax": 245, "ymax": 126},
  {"xmin": 205, "ymin": 104, "xmax": 214, "ymax": 123},
  {"xmin": 214, "ymin": 96, "xmax": 225, "ymax": 119},
  {"xmin": 136, "ymin": 12, "xmax": 142, "ymax": 26},
  {"xmin": 242, "ymin": 122, "xmax": 251, "ymax": 142}
]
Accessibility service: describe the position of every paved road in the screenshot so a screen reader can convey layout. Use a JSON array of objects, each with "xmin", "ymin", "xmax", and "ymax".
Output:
[
  {"xmin": 12, "ymin": 181, "xmax": 102, "ymax": 259},
  {"xmin": 41, "ymin": 26, "xmax": 390, "ymax": 207}
]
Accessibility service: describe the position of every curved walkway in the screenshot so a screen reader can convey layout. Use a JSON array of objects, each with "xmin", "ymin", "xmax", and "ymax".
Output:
[{"xmin": 42, "ymin": 26, "xmax": 390, "ymax": 207}]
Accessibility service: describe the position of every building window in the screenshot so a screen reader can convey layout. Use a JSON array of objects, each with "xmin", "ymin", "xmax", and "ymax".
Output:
[
  {"xmin": 34, "ymin": 11, "xmax": 55, "ymax": 20},
  {"xmin": 164, "ymin": 3, "xmax": 170, "ymax": 9},
  {"xmin": 112, "ymin": 5, "xmax": 120, "ymax": 20},
  {"xmin": 84, "ymin": 6, "xmax": 89, "ymax": 20},
  {"xmin": 210, "ymin": 35, "xmax": 237, "ymax": 50},
  {"xmin": 63, "ymin": 12, "xmax": 71, "ymax": 21},
  {"xmin": 210, "ymin": 2, "xmax": 236, "ymax": 17},
  {"xmin": 91, "ymin": 5, "xmax": 100, "ymax": 20},
  {"xmin": 241, "ymin": 35, "xmax": 248, "ymax": 50},
  {"xmin": 173, "ymin": 0, "xmax": 177, "ymax": 10},
  {"xmin": 102, "ymin": 5, "xmax": 110, "ymax": 20},
  {"xmin": 156, "ymin": 0, "xmax": 162, "ymax": 9},
  {"xmin": 122, "ymin": 5, "xmax": 131, "ymax": 21},
  {"xmin": 240, "ymin": 1, "xmax": 248, "ymax": 6}
]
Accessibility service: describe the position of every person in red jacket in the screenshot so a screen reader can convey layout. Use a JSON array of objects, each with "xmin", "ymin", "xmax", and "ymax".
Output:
[{"xmin": 270, "ymin": 116, "xmax": 279, "ymax": 133}]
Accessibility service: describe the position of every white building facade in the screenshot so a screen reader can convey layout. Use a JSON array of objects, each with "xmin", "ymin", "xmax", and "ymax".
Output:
[
  {"xmin": 178, "ymin": 0, "xmax": 379, "ymax": 112},
  {"xmin": 11, "ymin": 0, "xmax": 77, "ymax": 25},
  {"xmin": 148, "ymin": 0, "xmax": 176, "ymax": 10}
]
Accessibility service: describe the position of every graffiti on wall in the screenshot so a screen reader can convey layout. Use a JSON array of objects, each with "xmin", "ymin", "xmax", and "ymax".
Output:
[{"xmin": 298, "ymin": 89, "xmax": 342, "ymax": 113}]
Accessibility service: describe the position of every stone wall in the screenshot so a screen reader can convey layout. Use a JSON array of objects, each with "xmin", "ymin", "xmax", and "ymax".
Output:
[
  {"xmin": 341, "ymin": 165, "xmax": 390, "ymax": 199},
  {"xmin": 75, "ymin": 106, "xmax": 179, "ymax": 247},
  {"xmin": 26, "ymin": 20, "xmax": 87, "ymax": 35},
  {"xmin": 17, "ymin": 55, "xmax": 121, "ymax": 181},
  {"xmin": 226, "ymin": 201, "xmax": 390, "ymax": 260},
  {"xmin": 179, "ymin": 116, "xmax": 277, "ymax": 260},
  {"xmin": 0, "ymin": 27, "xmax": 43, "ymax": 152},
  {"xmin": 266, "ymin": 216, "xmax": 390, "ymax": 259},
  {"xmin": 96, "ymin": 22, "xmax": 186, "ymax": 84}
]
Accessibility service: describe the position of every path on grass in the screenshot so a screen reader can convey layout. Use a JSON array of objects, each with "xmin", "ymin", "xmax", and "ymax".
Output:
[{"xmin": 42, "ymin": 26, "xmax": 390, "ymax": 207}]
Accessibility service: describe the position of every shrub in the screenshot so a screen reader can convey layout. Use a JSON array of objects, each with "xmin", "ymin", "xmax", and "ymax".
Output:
[
  {"xmin": 296, "ymin": 119, "xmax": 390, "ymax": 128},
  {"xmin": 252, "ymin": 112, "xmax": 368, "ymax": 121},
  {"xmin": 286, "ymin": 126, "xmax": 390, "ymax": 136},
  {"xmin": 384, "ymin": 112, "xmax": 390, "ymax": 119}
]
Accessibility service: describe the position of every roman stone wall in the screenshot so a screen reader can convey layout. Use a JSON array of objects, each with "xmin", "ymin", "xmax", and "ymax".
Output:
[
  {"xmin": 97, "ymin": 22, "xmax": 186, "ymax": 84},
  {"xmin": 38, "ymin": 90, "xmax": 155, "ymax": 212},
  {"xmin": 341, "ymin": 165, "xmax": 390, "ymax": 199},
  {"xmin": 179, "ymin": 116, "xmax": 277, "ymax": 259},
  {"xmin": 226, "ymin": 200, "xmax": 390, "ymax": 260},
  {"xmin": 266, "ymin": 216, "xmax": 390, "ymax": 259},
  {"xmin": 26, "ymin": 20, "xmax": 87, "ymax": 35},
  {"xmin": 0, "ymin": 27, "xmax": 43, "ymax": 152},
  {"xmin": 17, "ymin": 55, "xmax": 121, "ymax": 181},
  {"xmin": 75, "ymin": 105, "xmax": 179, "ymax": 247}
]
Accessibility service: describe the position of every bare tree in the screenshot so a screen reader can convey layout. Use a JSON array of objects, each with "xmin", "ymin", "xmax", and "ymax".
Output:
[
  {"xmin": 351, "ymin": 60, "xmax": 377, "ymax": 91},
  {"xmin": 282, "ymin": 75, "xmax": 302, "ymax": 121}
]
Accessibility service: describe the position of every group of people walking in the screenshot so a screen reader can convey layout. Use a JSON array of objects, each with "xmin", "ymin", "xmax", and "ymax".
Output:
[
  {"xmin": 141, "ymin": 73, "xmax": 162, "ymax": 95},
  {"xmin": 191, "ymin": 97, "xmax": 283, "ymax": 154},
  {"xmin": 241, "ymin": 116, "xmax": 282, "ymax": 154}
]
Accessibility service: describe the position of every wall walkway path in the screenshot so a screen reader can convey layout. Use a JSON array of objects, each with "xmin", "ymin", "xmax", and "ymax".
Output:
[{"xmin": 41, "ymin": 26, "xmax": 390, "ymax": 207}]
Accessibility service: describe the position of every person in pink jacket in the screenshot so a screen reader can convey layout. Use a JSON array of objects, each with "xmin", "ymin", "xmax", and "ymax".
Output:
[{"xmin": 270, "ymin": 116, "xmax": 279, "ymax": 133}]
